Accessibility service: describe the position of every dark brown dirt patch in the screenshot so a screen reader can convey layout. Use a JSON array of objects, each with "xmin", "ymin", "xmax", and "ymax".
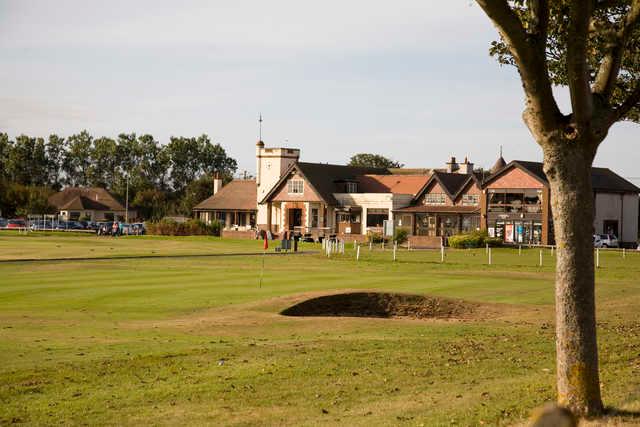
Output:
[{"xmin": 280, "ymin": 292, "xmax": 485, "ymax": 320}]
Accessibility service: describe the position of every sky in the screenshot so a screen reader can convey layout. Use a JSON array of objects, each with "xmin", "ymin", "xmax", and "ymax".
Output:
[{"xmin": 1, "ymin": 0, "xmax": 638, "ymax": 183}]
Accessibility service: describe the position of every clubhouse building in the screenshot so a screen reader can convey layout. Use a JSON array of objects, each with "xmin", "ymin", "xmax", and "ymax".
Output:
[{"xmin": 194, "ymin": 141, "xmax": 640, "ymax": 247}]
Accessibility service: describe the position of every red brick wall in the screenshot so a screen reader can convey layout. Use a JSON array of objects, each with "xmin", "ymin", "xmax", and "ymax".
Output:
[
  {"xmin": 408, "ymin": 235, "xmax": 442, "ymax": 249},
  {"xmin": 488, "ymin": 168, "xmax": 544, "ymax": 189},
  {"xmin": 417, "ymin": 182, "xmax": 454, "ymax": 206}
]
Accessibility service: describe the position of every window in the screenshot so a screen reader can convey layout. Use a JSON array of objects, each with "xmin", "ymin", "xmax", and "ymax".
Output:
[
  {"xmin": 311, "ymin": 208, "xmax": 319, "ymax": 227},
  {"xmin": 287, "ymin": 180, "xmax": 304, "ymax": 194},
  {"xmin": 461, "ymin": 194, "xmax": 479, "ymax": 206},
  {"xmin": 366, "ymin": 209, "xmax": 388, "ymax": 227},
  {"xmin": 346, "ymin": 182, "xmax": 358, "ymax": 193},
  {"xmin": 423, "ymin": 193, "xmax": 446, "ymax": 205}
]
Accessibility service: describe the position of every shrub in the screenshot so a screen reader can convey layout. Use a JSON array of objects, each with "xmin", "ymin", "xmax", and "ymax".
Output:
[
  {"xmin": 146, "ymin": 218, "xmax": 221, "ymax": 236},
  {"xmin": 448, "ymin": 230, "xmax": 502, "ymax": 249},
  {"xmin": 367, "ymin": 232, "xmax": 386, "ymax": 244},
  {"xmin": 393, "ymin": 228, "xmax": 409, "ymax": 244}
]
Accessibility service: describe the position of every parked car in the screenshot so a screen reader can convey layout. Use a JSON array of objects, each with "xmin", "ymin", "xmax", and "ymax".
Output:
[
  {"xmin": 130, "ymin": 223, "xmax": 146, "ymax": 235},
  {"xmin": 80, "ymin": 221, "xmax": 99, "ymax": 230},
  {"xmin": 7, "ymin": 219, "xmax": 27, "ymax": 229},
  {"xmin": 0, "ymin": 218, "xmax": 7, "ymax": 229},
  {"xmin": 594, "ymin": 234, "xmax": 619, "ymax": 248}
]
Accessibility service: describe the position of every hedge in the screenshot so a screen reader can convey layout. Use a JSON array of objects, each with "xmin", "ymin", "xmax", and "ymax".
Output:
[
  {"xmin": 146, "ymin": 218, "xmax": 221, "ymax": 236},
  {"xmin": 447, "ymin": 230, "xmax": 502, "ymax": 249}
]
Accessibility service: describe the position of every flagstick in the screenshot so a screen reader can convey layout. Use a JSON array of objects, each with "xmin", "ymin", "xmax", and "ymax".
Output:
[{"xmin": 259, "ymin": 249, "xmax": 265, "ymax": 288}]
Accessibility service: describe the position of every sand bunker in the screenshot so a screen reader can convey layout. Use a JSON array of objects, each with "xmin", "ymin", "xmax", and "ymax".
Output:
[{"xmin": 280, "ymin": 292, "xmax": 485, "ymax": 320}]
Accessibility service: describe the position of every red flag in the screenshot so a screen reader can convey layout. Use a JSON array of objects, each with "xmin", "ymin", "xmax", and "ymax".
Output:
[{"xmin": 263, "ymin": 236, "xmax": 268, "ymax": 250}]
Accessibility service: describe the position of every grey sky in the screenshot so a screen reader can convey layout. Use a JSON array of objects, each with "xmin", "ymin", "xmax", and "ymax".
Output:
[{"xmin": 1, "ymin": 1, "xmax": 638, "ymax": 182}]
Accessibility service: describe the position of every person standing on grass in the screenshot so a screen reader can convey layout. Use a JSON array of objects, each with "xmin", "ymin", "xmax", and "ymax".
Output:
[{"xmin": 112, "ymin": 221, "xmax": 119, "ymax": 237}]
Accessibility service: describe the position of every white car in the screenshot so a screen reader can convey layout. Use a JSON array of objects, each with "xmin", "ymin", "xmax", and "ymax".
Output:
[{"xmin": 593, "ymin": 234, "xmax": 619, "ymax": 248}]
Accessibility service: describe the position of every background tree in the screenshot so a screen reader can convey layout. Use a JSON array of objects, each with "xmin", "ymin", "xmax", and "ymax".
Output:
[
  {"xmin": 88, "ymin": 137, "xmax": 118, "ymax": 189},
  {"xmin": 46, "ymin": 134, "xmax": 66, "ymax": 190},
  {"xmin": 131, "ymin": 189, "xmax": 169, "ymax": 221},
  {"xmin": 347, "ymin": 153, "xmax": 404, "ymax": 169},
  {"xmin": 178, "ymin": 175, "xmax": 215, "ymax": 216},
  {"xmin": 475, "ymin": 0, "xmax": 640, "ymax": 416},
  {"xmin": 64, "ymin": 131, "xmax": 93, "ymax": 186},
  {"xmin": 198, "ymin": 135, "xmax": 238, "ymax": 182}
]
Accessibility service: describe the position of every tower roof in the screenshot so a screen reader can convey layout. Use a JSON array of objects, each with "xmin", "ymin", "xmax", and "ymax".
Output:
[{"xmin": 490, "ymin": 156, "xmax": 507, "ymax": 173}]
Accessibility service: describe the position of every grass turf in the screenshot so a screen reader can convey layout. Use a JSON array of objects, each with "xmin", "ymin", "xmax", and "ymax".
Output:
[{"xmin": 0, "ymin": 233, "xmax": 639, "ymax": 426}]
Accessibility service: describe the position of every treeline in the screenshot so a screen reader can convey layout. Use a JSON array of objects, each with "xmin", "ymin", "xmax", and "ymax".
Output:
[{"xmin": 0, "ymin": 131, "xmax": 238, "ymax": 219}]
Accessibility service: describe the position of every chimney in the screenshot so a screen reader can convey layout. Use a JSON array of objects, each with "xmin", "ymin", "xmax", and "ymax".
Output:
[
  {"xmin": 458, "ymin": 157, "xmax": 474, "ymax": 175},
  {"xmin": 213, "ymin": 173, "xmax": 223, "ymax": 195},
  {"xmin": 446, "ymin": 156, "xmax": 459, "ymax": 173}
]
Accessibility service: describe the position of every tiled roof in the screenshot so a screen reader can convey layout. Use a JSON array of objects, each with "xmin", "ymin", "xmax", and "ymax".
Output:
[
  {"xmin": 591, "ymin": 167, "xmax": 640, "ymax": 193},
  {"xmin": 357, "ymin": 174, "xmax": 430, "ymax": 196},
  {"xmin": 262, "ymin": 163, "xmax": 388, "ymax": 204},
  {"xmin": 59, "ymin": 196, "xmax": 112, "ymax": 211},
  {"xmin": 432, "ymin": 171, "xmax": 474, "ymax": 198},
  {"xmin": 49, "ymin": 187, "xmax": 125, "ymax": 211},
  {"xmin": 491, "ymin": 156, "xmax": 507, "ymax": 173},
  {"xmin": 194, "ymin": 180, "xmax": 257, "ymax": 211},
  {"xmin": 487, "ymin": 160, "xmax": 639, "ymax": 193}
]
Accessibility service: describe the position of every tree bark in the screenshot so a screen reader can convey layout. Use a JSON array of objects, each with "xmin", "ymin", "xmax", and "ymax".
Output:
[{"xmin": 542, "ymin": 140, "xmax": 603, "ymax": 416}]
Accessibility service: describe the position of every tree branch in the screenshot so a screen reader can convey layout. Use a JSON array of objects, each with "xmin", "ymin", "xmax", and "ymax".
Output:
[
  {"xmin": 566, "ymin": 0, "xmax": 596, "ymax": 130},
  {"xmin": 593, "ymin": 0, "xmax": 640, "ymax": 99},
  {"xmin": 476, "ymin": 0, "xmax": 561, "ymax": 134},
  {"xmin": 610, "ymin": 81, "xmax": 640, "ymax": 123},
  {"xmin": 528, "ymin": 0, "xmax": 550, "ymax": 49}
]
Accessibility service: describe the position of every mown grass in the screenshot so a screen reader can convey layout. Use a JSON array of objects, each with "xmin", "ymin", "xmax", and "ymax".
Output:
[{"xmin": 0, "ymin": 233, "xmax": 639, "ymax": 426}]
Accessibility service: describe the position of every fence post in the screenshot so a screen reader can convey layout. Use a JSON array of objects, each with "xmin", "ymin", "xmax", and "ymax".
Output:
[
  {"xmin": 382, "ymin": 241, "xmax": 385, "ymax": 251},
  {"xmin": 369, "ymin": 241, "xmax": 372, "ymax": 251},
  {"xmin": 623, "ymin": 247, "xmax": 626, "ymax": 259},
  {"xmin": 356, "ymin": 244, "xmax": 360, "ymax": 261},
  {"xmin": 518, "ymin": 245, "xmax": 522, "ymax": 256},
  {"xmin": 441, "ymin": 245, "xmax": 445, "ymax": 263},
  {"xmin": 539, "ymin": 250, "xmax": 543, "ymax": 267},
  {"xmin": 596, "ymin": 248, "xmax": 600, "ymax": 268},
  {"xmin": 393, "ymin": 243, "xmax": 397, "ymax": 262},
  {"xmin": 488, "ymin": 247, "xmax": 492, "ymax": 265},
  {"xmin": 485, "ymin": 243, "xmax": 489, "ymax": 254},
  {"xmin": 551, "ymin": 246, "xmax": 554, "ymax": 256},
  {"xmin": 408, "ymin": 239, "xmax": 411, "ymax": 251}
]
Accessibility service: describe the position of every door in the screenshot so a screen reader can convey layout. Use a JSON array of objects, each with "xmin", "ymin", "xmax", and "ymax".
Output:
[{"xmin": 288, "ymin": 208, "xmax": 302, "ymax": 230}]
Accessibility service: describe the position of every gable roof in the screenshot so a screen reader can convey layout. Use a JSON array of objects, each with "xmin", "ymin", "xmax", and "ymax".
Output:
[
  {"xmin": 357, "ymin": 174, "xmax": 430, "ymax": 196},
  {"xmin": 485, "ymin": 160, "xmax": 639, "ymax": 193},
  {"xmin": 194, "ymin": 180, "xmax": 257, "ymax": 211},
  {"xmin": 49, "ymin": 187, "xmax": 125, "ymax": 211},
  {"xmin": 591, "ymin": 167, "xmax": 640, "ymax": 193},
  {"xmin": 260, "ymin": 162, "xmax": 388, "ymax": 204},
  {"xmin": 415, "ymin": 171, "xmax": 479, "ymax": 202}
]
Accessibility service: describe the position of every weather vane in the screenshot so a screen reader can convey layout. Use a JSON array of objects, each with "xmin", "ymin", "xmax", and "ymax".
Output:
[{"xmin": 258, "ymin": 113, "xmax": 263, "ymax": 141}]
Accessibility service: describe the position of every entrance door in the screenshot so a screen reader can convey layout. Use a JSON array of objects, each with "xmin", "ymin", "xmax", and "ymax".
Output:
[{"xmin": 288, "ymin": 208, "xmax": 302, "ymax": 230}]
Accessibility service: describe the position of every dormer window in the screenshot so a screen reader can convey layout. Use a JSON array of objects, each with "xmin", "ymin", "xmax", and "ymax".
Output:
[
  {"xmin": 346, "ymin": 182, "xmax": 358, "ymax": 193},
  {"xmin": 287, "ymin": 180, "xmax": 304, "ymax": 194}
]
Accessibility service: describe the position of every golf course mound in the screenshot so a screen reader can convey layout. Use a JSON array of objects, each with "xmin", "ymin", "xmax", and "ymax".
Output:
[{"xmin": 280, "ymin": 292, "xmax": 484, "ymax": 320}]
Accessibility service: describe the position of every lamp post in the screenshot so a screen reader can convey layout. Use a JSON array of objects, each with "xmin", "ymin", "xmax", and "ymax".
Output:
[{"xmin": 125, "ymin": 174, "xmax": 129, "ymax": 224}]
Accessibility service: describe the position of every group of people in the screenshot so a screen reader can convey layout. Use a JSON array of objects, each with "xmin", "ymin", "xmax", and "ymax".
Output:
[{"xmin": 96, "ymin": 221, "xmax": 143, "ymax": 237}]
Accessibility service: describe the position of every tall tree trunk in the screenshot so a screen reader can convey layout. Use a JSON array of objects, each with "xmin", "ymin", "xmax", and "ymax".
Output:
[{"xmin": 543, "ymin": 140, "xmax": 603, "ymax": 416}]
